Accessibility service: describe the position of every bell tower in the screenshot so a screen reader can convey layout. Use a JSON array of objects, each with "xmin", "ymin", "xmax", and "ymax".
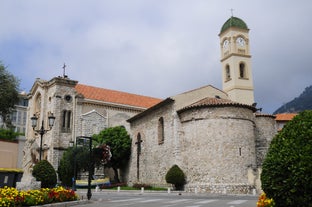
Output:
[{"xmin": 219, "ymin": 16, "xmax": 254, "ymax": 105}]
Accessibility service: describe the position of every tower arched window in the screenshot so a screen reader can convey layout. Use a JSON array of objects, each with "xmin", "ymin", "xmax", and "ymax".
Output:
[
  {"xmin": 239, "ymin": 63, "xmax": 246, "ymax": 78},
  {"xmin": 35, "ymin": 93, "xmax": 42, "ymax": 116},
  {"xmin": 225, "ymin": 65, "xmax": 231, "ymax": 81},
  {"xmin": 158, "ymin": 117, "xmax": 164, "ymax": 145},
  {"xmin": 62, "ymin": 110, "xmax": 71, "ymax": 132}
]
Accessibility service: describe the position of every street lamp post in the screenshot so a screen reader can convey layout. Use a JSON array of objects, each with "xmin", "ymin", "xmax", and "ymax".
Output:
[
  {"xmin": 69, "ymin": 141, "xmax": 77, "ymax": 191},
  {"xmin": 75, "ymin": 136, "xmax": 93, "ymax": 200},
  {"xmin": 31, "ymin": 113, "xmax": 55, "ymax": 161}
]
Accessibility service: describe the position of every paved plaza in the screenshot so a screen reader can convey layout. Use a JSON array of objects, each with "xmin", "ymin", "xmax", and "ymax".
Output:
[{"xmin": 73, "ymin": 189, "xmax": 257, "ymax": 207}]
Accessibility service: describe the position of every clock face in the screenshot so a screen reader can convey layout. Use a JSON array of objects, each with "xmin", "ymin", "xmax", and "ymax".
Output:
[
  {"xmin": 236, "ymin": 37, "xmax": 245, "ymax": 47},
  {"xmin": 223, "ymin": 39, "xmax": 229, "ymax": 49}
]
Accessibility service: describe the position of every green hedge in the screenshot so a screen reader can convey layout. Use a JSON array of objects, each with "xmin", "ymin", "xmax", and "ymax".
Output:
[{"xmin": 261, "ymin": 110, "xmax": 312, "ymax": 207}]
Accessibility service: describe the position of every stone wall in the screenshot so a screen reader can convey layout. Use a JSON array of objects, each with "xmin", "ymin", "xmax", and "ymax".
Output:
[
  {"xmin": 0, "ymin": 140, "xmax": 19, "ymax": 168},
  {"xmin": 128, "ymin": 102, "xmax": 176, "ymax": 185},
  {"xmin": 254, "ymin": 115, "xmax": 277, "ymax": 166},
  {"xmin": 128, "ymin": 104, "xmax": 262, "ymax": 194},
  {"xmin": 179, "ymin": 106, "xmax": 257, "ymax": 193}
]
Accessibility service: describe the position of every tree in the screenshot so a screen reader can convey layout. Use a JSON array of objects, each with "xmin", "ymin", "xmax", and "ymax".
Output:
[
  {"xmin": 58, "ymin": 143, "xmax": 111, "ymax": 186},
  {"xmin": 93, "ymin": 126, "xmax": 131, "ymax": 183},
  {"xmin": 261, "ymin": 110, "xmax": 312, "ymax": 207},
  {"xmin": 58, "ymin": 147, "xmax": 76, "ymax": 186},
  {"xmin": 0, "ymin": 62, "xmax": 20, "ymax": 128},
  {"xmin": 165, "ymin": 164, "xmax": 186, "ymax": 190}
]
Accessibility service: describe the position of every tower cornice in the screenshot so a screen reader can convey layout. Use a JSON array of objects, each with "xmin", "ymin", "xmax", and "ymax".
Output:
[{"xmin": 220, "ymin": 53, "xmax": 252, "ymax": 62}]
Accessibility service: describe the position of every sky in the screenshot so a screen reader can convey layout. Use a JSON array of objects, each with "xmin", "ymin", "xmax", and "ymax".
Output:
[{"xmin": 0, "ymin": 1, "xmax": 311, "ymax": 114}]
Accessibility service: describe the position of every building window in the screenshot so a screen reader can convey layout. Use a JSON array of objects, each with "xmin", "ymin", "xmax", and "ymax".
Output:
[
  {"xmin": 23, "ymin": 112, "xmax": 27, "ymax": 125},
  {"xmin": 11, "ymin": 111, "xmax": 17, "ymax": 123},
  {"xmin": 17, "ymin": 111, "xmax": 21, "ymax": 125},
  {"xmin": 20, "ymin": 98, "xmax": 28, "ymax": 106},
  {"xmin": 239, "ymin": 63, "xmax": 246, "ymax": 78},
  {"xmin": 158, "ymin": 117, "xmax": 164, "ymax": 145},
  {"xmin": 225, "ymin": 65, "xmax": 231, "ymax": 81},
  {"xmin": 62, "ymin": 110, "xmax": 71, "ymax": 132}
]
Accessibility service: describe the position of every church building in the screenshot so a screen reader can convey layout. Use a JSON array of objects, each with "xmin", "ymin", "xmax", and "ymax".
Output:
[
  {"xmin": 126, "ymin": 16, "xmax": 276, "ymax": 194},
  {"xmin": 24, "ymin": 16, "xmax": 276, "ymax": 194}
]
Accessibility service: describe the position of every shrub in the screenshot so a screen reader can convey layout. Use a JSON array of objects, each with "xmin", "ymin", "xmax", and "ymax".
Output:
[
  {"xmin": 261, "ymin": 110, "xmax": 312, "ymax": 207},
  {"xmin": 0, "ymin": 128, "xmax": 19, "ymax": 141},
  {"xmin": 165, "ymin": 164, "xmax": 186, "ymax": 190},
  {"xmin": 58, "ymin": 148, "xmax": 75, "ymax": 186},
  {"xmin": 33, "ymin": 160, "xmax": 57, "ymax": 188}
]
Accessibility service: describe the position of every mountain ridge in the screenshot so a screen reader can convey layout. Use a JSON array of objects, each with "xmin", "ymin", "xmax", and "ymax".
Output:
[{"xmin": 274, "ymin": 85, "xmax": 312, "ymax": 114}]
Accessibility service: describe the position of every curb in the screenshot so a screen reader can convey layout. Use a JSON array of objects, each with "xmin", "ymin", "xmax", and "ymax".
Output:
[{"xmin": 31, "ymin": 199, "xmax": 91, "ymax": 207}]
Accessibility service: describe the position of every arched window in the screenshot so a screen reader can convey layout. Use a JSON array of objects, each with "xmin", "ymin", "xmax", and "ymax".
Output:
[
  {"xmin": 62, "ymin": 110, "xmax": 71, "ymax": 132},
  {"xmin": 158, "ymin": 117, "xmax": 164, "ymax": 145},
  {"xmin": 225, "ymin": 65, "xmax": 231, "ymax": 81},
  {"xmin": 35, "ymin": 93, "xmax": 42, "ymax": 115},
  {"xmin": 239, "ymin": 63, "xmax": 246, "ymax": 78}
]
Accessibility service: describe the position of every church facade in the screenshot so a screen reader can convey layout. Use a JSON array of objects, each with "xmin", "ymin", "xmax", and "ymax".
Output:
[
  {"xmin": 25, "ymin": 77, "xmax": 161, "ymax": 172},
  {"xmin": 126, "ymin": 17, "xmax": 276, "ymax": 194}
]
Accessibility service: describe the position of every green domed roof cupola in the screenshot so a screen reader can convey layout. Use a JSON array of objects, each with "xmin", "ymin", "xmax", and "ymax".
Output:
[{"xmin": 220, "ymin": 16, "xmax": 248, "ymax": 33}]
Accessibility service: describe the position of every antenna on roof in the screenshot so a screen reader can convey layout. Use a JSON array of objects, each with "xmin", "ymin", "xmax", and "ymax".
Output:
[{"xmin": 62, "ymin": 63, "xmax": 68, "ymax": 78}]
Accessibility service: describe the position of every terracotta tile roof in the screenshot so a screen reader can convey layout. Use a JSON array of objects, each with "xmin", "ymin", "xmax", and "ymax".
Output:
[
  {"xmin": 178, "ymin": 97, "xmax": 256, "ymax": 113},
  {"xmin": 127, "ymin": 98, "xmax": 174, "ymax": 122},
  {"xmin": 75, "ymin": 84, "xmax": 162, "ymax": 109},
  {"xmin": 275, "ymin": 113, "xmax": 297, "ymax": 121}
]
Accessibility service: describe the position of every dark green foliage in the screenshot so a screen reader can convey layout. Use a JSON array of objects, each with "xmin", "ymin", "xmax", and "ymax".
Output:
[
  {"xmin": 93, "ymin": 126, "xmax": 131, "ymax": 182},
  {"xmin": 165, "ymin": 165, "xmax": 186, "ymax": 190},
  {"xmin": 58, "ymin": 148, "xmax": 75, "ymax": 186},
  {"xmin": 261, "ymin": 110, "xmax": 312, "ymax": 207},
  {"xmin": 0, "ymin": 63, "xmax": 20, "ymax": 126},
  {"xmin": 58, "ymin": 146, "xmax": 90, "ymax": 186},
  {"xmin": 32, "ymin": 160, "xmax": 57, "ymax": 188},
  {"xmin": 0, "ymin": 128, "xmax": 19, "ymax": 141}
]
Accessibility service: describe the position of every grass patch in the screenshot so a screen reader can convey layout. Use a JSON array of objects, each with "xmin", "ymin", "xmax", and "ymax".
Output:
[
  {"xmin": 108, "ymin": 186, "xmax": 167, "ymax": 191},
  {"xmin": 99, "ymin": 183, "xmax": 167, "ymax": 191}
]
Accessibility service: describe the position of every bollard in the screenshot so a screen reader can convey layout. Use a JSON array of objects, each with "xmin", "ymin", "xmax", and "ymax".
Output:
[
  {"xmin": 167, "ymin": 187, "xmax": 171, "ymax": 194},
  {"xmin": 95, "ymin": 185, "xmax": 99, "ymax": 192},
  {"xmin": 141, "ymin": 187, "xmax": 144, "ymax": 193},
  {"xmin": 252, "ymin": 188, "xmax": 256, "ymax": 195},
  {"xmin": 117, "ymin": 186, "xmax": 120, "ymax": 192}
]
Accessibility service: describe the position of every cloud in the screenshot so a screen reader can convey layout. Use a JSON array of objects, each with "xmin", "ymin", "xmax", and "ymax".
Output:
[{"xmin": 0, "ymin": 0, "xmax": 311, "ymax": 113}]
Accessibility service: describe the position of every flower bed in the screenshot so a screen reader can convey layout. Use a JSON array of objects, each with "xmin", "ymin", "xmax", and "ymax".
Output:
[
  {"xmin": 257, "ymin": 192, "xmax": 275, "ymax": 207},
  {"xmin": 0, "ymin": 186, "xmax": 78, "ymax": 206}
]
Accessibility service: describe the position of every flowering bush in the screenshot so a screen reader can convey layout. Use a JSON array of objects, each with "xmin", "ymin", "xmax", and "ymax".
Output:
[
  {"xmin": 0, "ymin": 186, "xmax": 78, "ymax": 206},
  {"xmin": 257, "ymin": 192, "xmax": 275, "ymax": 207}
]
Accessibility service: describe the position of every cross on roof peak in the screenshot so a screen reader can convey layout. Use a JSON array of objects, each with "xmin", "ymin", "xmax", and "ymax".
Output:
[{"xmin": 62, "ymin": 63, "xmax": 68, "ymax": 78}]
